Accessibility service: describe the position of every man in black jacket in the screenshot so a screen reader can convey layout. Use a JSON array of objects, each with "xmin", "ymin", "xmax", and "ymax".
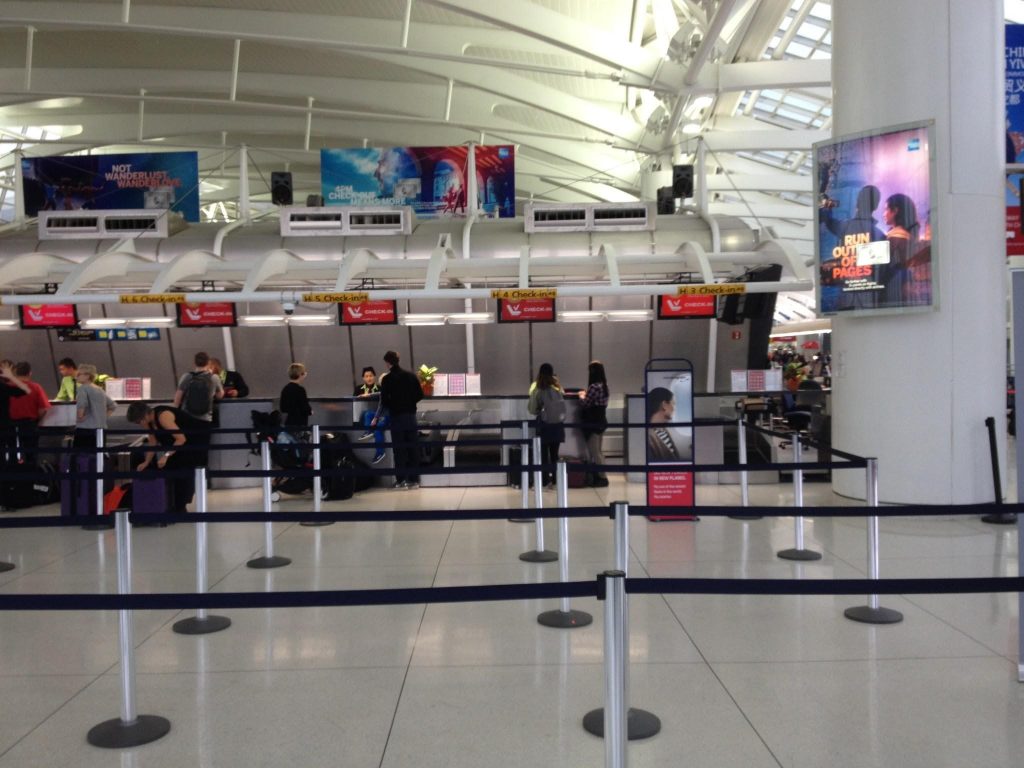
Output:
[{"xmin": 379, "ymin": 350, "xmax": 423, "ymax": 488}]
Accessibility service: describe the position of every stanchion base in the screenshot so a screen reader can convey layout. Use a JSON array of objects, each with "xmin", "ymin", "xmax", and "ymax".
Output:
[
  {"xmin": 87, "ymin": 715, "xmax": 171, "ymax": 749},
  {"xmin": 981, "ymin": 513, "xmax": 1018, "ymax": 525},
  {"xmin": 844, "ymin": 605, "xmax": 904, "ymax": 624},
  {"xmin": 777, "ymin": 548, "xmax": 822, "ymax": 561},
  {"xmin": 537, "ymin": 609, "xmax": 593, "ymax": 628},
  {"xmin": 519, "ymin": 550, "xmax": 558, "ymax": 563},
  {"xmin": 172, "ymin": 615, "xmax": 232, "ymax": 635},
  {"xmin": 0, "ymin": 561, "xmax": 14, "ymax": 573},
  {"xmin": 246, "ymin": 555, "xmax": 292, "ymax": 569},
  {"xmin": 508, "ymin": 518, "xmax": 535, "ymax": 523},
  {"xmin": 728, "ymin": 516, "xmax": 763, "ymax": 521},
  {"xmin": 582, "ymin": 707, "xmax": 662, "ymax": 740},
  {"xmin": 299, "ymin": 521, "xmax": 334, "ymax": 527}
]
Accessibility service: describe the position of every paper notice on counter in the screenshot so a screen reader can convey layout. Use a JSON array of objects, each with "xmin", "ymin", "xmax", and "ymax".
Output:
[
  {"xmin": 730, "ymin": 370, "xmax": 747, "ymax": 392},
  {"xmin": 466, "ymin": 373, "xmax": 481, "ymax": 396},
  {"xmin": 447, "ymin": 374, "xmax": 466, "ymax": 396},
  {"xmin": 765, "ymin": 369, "xmax": 783, "ymax": 391},
  {"xmin": 747, "ymin": 370, "xmax": 766, "ymax": 391},
  {"xmin": 432, "ymin": 373, "xmax": 448, "ymax": 397}
]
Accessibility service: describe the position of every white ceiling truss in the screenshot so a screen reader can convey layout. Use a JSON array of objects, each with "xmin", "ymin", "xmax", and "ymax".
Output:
[{"xmin": 0, "ymin": 1, "xmax": 1016, "ymax": 321}]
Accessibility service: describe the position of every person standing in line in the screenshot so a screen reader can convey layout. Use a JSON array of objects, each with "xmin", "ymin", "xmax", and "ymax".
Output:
[
  {"xmin": 355, "ymin": 366, "xmax": 387, "ymax": 465},
  {"xmin": 577, "ymin": 360, "xmax": 610, "ymax": 487},
  {"xmin": 54, "ymin": 358, "xmax": 78, "ymax": 402},
  {"xmin": 0, "ymin": 360, "xmax": 30, "ymax": 473},
  {"xmin": 378, "ymin": 350, "xmax": 422, "ymax": 489},
  {"xmin": 8, "ymin": 362, "xmax": 51, "ymax": 464},
  {"xmin": 528, "ymin": 362, "xmax": 566, "ymax": 489},
  {"xmin": 126, "ymin": 402, "xmax": 205, "ymax": 514},
  {"xmin": 280, "ymin": 363, "xmax": 312, "ymax": 428},
  {"xmin": 73, "ymin": 364, "xmax": 116, "ymax": 448},
  {"xmin": 173, "ymin": 352, "xmax": 223, "ymax": 469}
]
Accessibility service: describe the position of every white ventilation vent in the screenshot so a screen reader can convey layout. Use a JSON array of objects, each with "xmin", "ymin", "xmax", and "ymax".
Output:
[
  {"xmin": 38, "ymin": 209, "xmax": 180, "ymax": 239},
  {"xmin": 280, "ymin": 206, "xmax": 415, "ymax": 237},
  {"xmin": 524, "ymin": 202, "xmax": 654, "ymax": 233}
]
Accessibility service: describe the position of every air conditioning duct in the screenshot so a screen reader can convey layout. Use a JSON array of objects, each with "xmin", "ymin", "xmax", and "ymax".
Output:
[
  {"xmin": 524, "ymin": 202, "xmax": 655, "ymax": 233},
  {"xmin": 280, "ymin": 206, "xmax": 415, "ymax": 237},
  {"xmin": 39, "ymin": 209, "xmax": 182, "ymax": 239}
]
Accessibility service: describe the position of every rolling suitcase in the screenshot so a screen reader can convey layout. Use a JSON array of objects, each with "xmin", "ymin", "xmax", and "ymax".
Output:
[{"xmin": 60, "ymin": 454, "xmax": 96, "ymax": 516}]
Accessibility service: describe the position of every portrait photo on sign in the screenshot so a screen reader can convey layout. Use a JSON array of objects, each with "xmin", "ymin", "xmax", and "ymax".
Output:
[{"xmin": 645, "ymin": 371, "xmax": 693, "ymax": 463}]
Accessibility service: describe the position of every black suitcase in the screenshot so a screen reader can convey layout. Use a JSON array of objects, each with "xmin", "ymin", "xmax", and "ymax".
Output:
[
  {"xmin": 507, "ymin": 446, "xmax": 534, "ymax": 488},
  {"xmin": 3, "ymin": 460, "xmax": 58, "ymax": 509},
  {"xmin": 324, "ymin": 455, "xmax": 355, "ymax": 500}
]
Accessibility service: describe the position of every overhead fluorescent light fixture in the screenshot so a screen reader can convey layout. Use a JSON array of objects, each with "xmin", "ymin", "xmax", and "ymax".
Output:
[
  {"xmin": 560, "ymin": 311, "xmax": 604, "ymax": 323},
  {"xmin": 398, "ymin": 313, "xmax": 447, "ymax": 326},
  {"xmin": 605, "ymin": 309, "xmax": 654, "ymax": 322},
  {"xmin": 287, "ymin": 315, "xmax": 333, "ymax": 325},
  {"xmin": 0, "ymin": 319, "xmax": 17, "ymax": 329},
  {"xmin": 127, "ymin": 317, "xmax": 174, "ymax": 326},
  {"xmin": 446, "ymin": 312, "xmax": 494, "ymax": 325},
  {"xmin": 80, "ymin": 318, "xmax": 127, "ymax": 328},
  {"xmin": 239, "ymin": 315, "xmax": 286, "ymax": 326}
]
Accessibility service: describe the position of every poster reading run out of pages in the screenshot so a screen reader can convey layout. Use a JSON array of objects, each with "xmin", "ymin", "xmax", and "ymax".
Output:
[{"xmin": 644, "ymin": 360, "xmax": 696, "ymax": 519}]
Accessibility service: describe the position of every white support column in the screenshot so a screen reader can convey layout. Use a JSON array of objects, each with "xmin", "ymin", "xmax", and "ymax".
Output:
[
  {"xmin": 831, "ymin": 1, "xmax": 1005, "ymax": 504},
  {"xmin": 229, "ymin": 39, "xmax": 241, "ymax": 101},
  {"xmin": 23, "ymin": 26, "xmax": 34, "ymax": 91},
  {"xmin": 137, "ymin": 89, "xmax": 146, "ymax": 142},
  {"xmin": 13, "ymin": 149, "xmax": 26, "ymax": 227},
  {"xmin": 238, "ymin": 144, "xmax": 251, "ymax": 223}
]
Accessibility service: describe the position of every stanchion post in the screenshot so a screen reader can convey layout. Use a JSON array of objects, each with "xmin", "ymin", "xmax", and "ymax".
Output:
[
  {"xmin": 583, "ymin": 502, "xmax": 661, "ymax": 740},
  {"xmin": 538, "ymin": 462, "xmax": 591, "ymax": 628},
  {"xmin": 173, "ymin": 468, "xmax": 231, "ymax": 635},
  {"xmin": 777, "ymin": 435, "xmax": 821, "ymax": 561},
  {"xmin": 301, "ymin": 425, "xmax": 332, "ymax": 527},
  {"xmin": 844, "ymin": 458, "xmax": 903, "ymax": 624},
  {"xmin": 982, "ymin": 416, "xmax": 1016, "ymax": 524},
  {"xmin": 508, "ymin": 423, "xmax": 534, "ymax": 523},
  {"xmin": 524, "ymin": 436, "xmax": 557, "ymax": 561},
  {"xmin": 729, "ymin": 416, "xmax": 761, "ymax": 520},
  {"xmin": 601, "ymin": 571, "xmax": 627, "ymax": 768},
  {"xmin": 82, "ymin": 427, "xmax": 114, "ymax": 531},
  {"xmin": 246, "ymin": 441, "xmax": 291, "ymax": 569},
  {"xmin": 86, "ymin": 510, "xmax": 170, "ymax": 748}
]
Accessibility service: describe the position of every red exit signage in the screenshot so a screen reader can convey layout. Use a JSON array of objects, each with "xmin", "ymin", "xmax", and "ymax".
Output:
[
  {"xmin": 658, "ymin": 294, "xmax": 716, "ymax": 318},
  {"xmin": 339, "ymin": 300, "xmax": 397, "ymax": 325},
  {"xmin": 498, "ymin": 298, "xmax": 555, "ymax": 323}
]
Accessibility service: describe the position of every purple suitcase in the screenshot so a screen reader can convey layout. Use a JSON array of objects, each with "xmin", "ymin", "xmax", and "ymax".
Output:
[
  {"xmin": 130, "ymin": 475, "xmax": 170, "ymax": 515},
  {"xmin": 60, "ymin": 454, "xmax": 96, "ymax": 516}
]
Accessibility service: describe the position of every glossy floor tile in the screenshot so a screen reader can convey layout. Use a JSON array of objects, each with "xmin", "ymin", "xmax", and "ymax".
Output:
[{"xmin": 0, "ymin": 470, "xmax": 1021, "ymax": 767}]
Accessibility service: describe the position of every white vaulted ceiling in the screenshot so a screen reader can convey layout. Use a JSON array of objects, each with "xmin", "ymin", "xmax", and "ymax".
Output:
[{"xmin": 0, "ymin": 0, "xmax": 1019, "ymax": 276}]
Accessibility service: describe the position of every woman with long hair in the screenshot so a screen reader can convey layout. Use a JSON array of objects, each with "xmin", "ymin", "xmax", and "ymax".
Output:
[
  {"xmin": 577, "ymin": 360, "xmax": 609, "ymax": 487},
  {"xmin": 527, "ymin": 362, "xmax": 565, "ymax": 488},
  {"xmin": 882, "ymin": 192, "xmax": 919, "ymax": 307}
]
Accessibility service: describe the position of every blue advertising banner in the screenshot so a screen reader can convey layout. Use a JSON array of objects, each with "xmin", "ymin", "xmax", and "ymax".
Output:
[
  {"xmin": 321, "ymin": 145, "xmax": 515, "ymax": 218},
  {"xmin": 21, "ymin": 152, "xmax": 200, "ymax": 222}
]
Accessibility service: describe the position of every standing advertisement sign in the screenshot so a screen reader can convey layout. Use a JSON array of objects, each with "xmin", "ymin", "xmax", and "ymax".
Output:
[
  {"xmin": 1006, "ymin": 25, "xmax": 1024, "ymax": 257},
  {"xmin": 644, "ymin": 359, "xmax": 696, "ymax": 520}
]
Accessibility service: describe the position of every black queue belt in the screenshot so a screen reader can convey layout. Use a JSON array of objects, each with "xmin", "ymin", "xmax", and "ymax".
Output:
[
  {"xmin": 628, "ymin": 576, "xmax": 1024, "ymax": 596},
  {"xmin": 0, "ymin": 580, "xmax": 600, "ymax": 612}
]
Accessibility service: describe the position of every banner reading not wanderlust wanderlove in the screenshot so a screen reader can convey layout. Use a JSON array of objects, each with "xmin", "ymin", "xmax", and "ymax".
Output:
[
  {"xmin": 320, "ymin": 145, "xmax": 515, "ymax": 219},
  {"xmin": 21, "ymin": 152, "xmax": 200, "ymax": 222}
]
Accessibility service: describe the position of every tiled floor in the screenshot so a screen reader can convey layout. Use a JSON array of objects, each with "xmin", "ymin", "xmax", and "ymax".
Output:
[{"xmin": 0, "ymin": 471, "xmax": 1021, "ymax": 767}]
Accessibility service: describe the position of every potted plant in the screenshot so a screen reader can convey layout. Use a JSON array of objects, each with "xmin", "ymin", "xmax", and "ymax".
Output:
[
  {"xmin": 418, "ymin": 364, "xmax": 438, "ymax": 396},
  {"xmin": 783, "ymin": 361, "xmax": 806, "ymax": 393}
]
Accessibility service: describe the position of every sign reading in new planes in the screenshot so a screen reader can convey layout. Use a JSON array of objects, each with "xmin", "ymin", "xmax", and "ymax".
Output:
[
  {"xmin": 498, "ymin": 298, "xmax": 555, "ymax": 323},
  {"xmin": 339, "ymin": 300, "xmax": 397, "ymax": 325},
  {"xmin": 301, "ymin": 292, "xmax": 370, "ymax": 304}
]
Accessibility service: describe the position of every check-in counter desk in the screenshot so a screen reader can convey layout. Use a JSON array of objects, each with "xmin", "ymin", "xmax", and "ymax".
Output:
[{"xmin": 625, "ymin": 391, "xmax": 831, "ymax": 485}]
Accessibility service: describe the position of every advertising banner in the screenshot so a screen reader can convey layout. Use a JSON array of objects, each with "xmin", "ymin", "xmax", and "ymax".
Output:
[
  {"xmin": 339, "ymin": 300, "xmax": 397, "ymax": 325},
  {"xmin": 20, "ymin": 304, "xmax": 77, "ymax": 329},
  {"xmin": 321, "ymin": 145, "xmax": 515, "ymax": 219},
  {"xmin": 815, "ymin": 122, "xmax": 934, "ymax": 315},
  {"xmin": 1007, "ymin": 25, "xmax": 1024, "ymax": 257},
  {"xmin": 176, "ymin": 302, "xmax": 237, "ymax": 328},
  {"xmin": 498, "ymin": 298, "xmax": 555, "ymax": 323},
  {"xmin": 56, "ymin": 328, "xmax": 161, "ymax": 342},
  {"xmin": 658, "ymin": 294, "xmax": 716, "ymax": 318},
  {"xmin": 21, "ymin": 152, "xmax": 200, "ymax": 222},
  {"xmin": 644, "ymin": 364, "xmax": 695, "ymax": 517}
]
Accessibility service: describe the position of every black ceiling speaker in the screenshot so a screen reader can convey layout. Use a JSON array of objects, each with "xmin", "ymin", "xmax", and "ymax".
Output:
[
  {"xmin": 656, "ymin": 186, "xmax": 675, "ymax": 215},
  {"xmin": 672, "ymin": 164, "xmax": 694, "ymax": 199},
  {"xmin": 271, "ymin": 171, "xmax": 293, "ymax": 206}
]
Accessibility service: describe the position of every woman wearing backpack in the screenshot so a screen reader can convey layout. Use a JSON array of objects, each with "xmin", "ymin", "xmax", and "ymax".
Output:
[
  {"xmin": 577, "ymin": 360, "xmax": 610, "ymax": 487},
  {"xmin": 527, "ymin": 362, "xmax": 565, "ymax": 489}
]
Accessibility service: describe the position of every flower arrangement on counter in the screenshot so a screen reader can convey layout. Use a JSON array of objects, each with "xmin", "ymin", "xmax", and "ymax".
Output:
[{"xmin": 418, "ymin": 364, "xmax": 438, "ymax": 396}]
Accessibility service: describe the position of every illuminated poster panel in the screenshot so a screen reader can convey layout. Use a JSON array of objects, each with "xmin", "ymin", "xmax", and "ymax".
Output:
[{"xmin": 814, "ymin": 122, "xmax": 936, "ymax": 316}]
